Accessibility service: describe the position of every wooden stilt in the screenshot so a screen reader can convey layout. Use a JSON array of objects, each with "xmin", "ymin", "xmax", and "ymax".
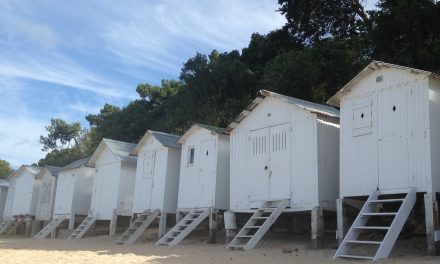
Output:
[
  {"xmin": 208, "ymin": 208, "xmax": 218, "ymax": 244},
  {"xmin": 336, "ymin": 198, "xmax": 344, "ymax": 245},
  {"xmin": 310, "ymin": 206, "xmax": 324, "ymax": 249},
  {"xmin": 110, "ymin": 209, "xmax": 117, "ymax": 237},
  {"xmin": 424, "ymin": 193, "xmax": 436, "ymax": 255},
  {"xmin": 158, "ymin": 212, "xmax": 167, "ymax": 239}
]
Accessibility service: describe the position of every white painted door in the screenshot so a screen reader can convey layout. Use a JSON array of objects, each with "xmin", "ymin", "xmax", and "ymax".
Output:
[
  {"xmin": 55, "ymin": 173, "xmax": 75, "ymax": 215},
  {"xmin": 246, "ymin": 127, "xmax": 270, "ymax": 203},
  {"xmin": 142, "ymin": 151, "xmax": 155, "ymax": 210},
  {"xmin": 269, "ymin": 123, "xmax": 291, "ymax": 200},
  {"xmin": 378, "ymin": 87, "xmax": 411, "ymax": 190},
  {"xmin": 198, "ymin": 139, "xmax": 216, "ymax": 207}
]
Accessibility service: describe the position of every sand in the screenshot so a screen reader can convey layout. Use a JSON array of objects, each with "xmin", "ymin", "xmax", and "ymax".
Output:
[{"xmin": 0, "ymin": 233, "xmax": 438, "ymax": 264}]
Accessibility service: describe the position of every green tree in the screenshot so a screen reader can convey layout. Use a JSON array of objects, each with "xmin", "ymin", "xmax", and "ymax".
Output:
[
  {"xmin": 0, "ymin": 160, "xmax": 13, "ymax": 179},
  {"xmin": 278, "ymin": 0, "xmax": 370, "ymax": 44},
  {"xmin": 38, "ymin": 118, "xmax": 90, "ymax": 167},
  {"xmin": 39, "ymin": 118, "xmax": 83, "ymax": 151},
  {"xmin": 369, "ymin": 0, "xmax": 440, "ymax": 71}
]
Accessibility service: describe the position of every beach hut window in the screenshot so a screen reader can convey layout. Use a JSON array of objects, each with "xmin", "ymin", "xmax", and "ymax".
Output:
[
  {"xmin": 352, "ymin": 97, "xmax": 373, "ymax": 137},
  {"xmin": 188, "ymin": 146, "xmax": 195, "ymax": 166}
]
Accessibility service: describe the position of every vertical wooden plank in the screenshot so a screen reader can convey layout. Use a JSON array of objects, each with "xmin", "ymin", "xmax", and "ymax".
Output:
[
  {"xmin": 158, "ymin": 212, "xmax": 167, "ymax": 239},
  {"xmin": 208, "ymin": 208, "xmax": 218, "ymax": 244},
  {"xmin": 311, "ymin": 206, "xmax": 324, "ymax": 249},
  {"xmin": 336, "ymin": 198, "xmax": 344, "ymax": 245},
  {"xmin": 109, "ymin": 209, "xmax": 117, "ymax": 237},
  {"xmin": 425, "ymin": 193, "xmax": 436, "ymax": 255}
]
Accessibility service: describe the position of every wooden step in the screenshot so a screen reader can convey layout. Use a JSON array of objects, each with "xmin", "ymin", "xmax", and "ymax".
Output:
[
  {"xmin": 354, "ymin": 226, "xmax": 390, "ymax": 230},
  {"xmin": 369, "ymin": 199, "xmax": 404, "ymax": 203},
  {"xmin": 346, "ymin": 240, "xmax": 382, "ymax": 245},
  {"xmin": 361, "ymin": 212, "xmax": 398, "ymax": 216},
  {"xmin": 337, "ymin": 254, "xmax": 374, "ymax": 260}
]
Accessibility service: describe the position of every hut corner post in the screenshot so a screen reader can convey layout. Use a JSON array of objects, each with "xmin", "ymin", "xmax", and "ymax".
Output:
[
  {"xmin": 109, "ymin": 209, "xmax": 117, "ymax": 237},
  {"xmin": 68, "ymin": 211, "xmax": 75, "ymax": 230},
  {"xmin": 336, "ymin": 198, "xmax": 345, "ymax": 245},
  {"xmin": 424, "ymin": 193, "xmax": 439, "ymax": 256},
  {"xmin": 158, "ymin": 212, "xmax": 167, "ymax": 239},
  {"xmin": 311, "ymin": 206, "xmax": 324, "ymax": 249},
  {"xmin": 208, "ymin": 208, "xmax": 219, "ymax": 244}
]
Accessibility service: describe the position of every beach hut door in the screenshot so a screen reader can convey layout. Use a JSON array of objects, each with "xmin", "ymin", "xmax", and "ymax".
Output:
[
  {"xmin": 142, "ymin": 151, "xmax": 156, "ymax": 209},
  {"xmin": 247, "ymin": 127, "xmax": 270, "ymax": 203},
  {"xmin": 198, "ymin": 139, "xmax": 216, "ymax": 207},
  {"xmin": 268, "ymin": 123, "xmax": 291, "ymax": 200},
  {"xmin": 377, "ymin": 87, "xmax": 411, "ymax": 190}
]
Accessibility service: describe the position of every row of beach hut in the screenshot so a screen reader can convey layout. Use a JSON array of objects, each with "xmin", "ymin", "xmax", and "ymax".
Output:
[{"xmin": 0, "ymin": 61, "xmax": 438, "ymax": 261}]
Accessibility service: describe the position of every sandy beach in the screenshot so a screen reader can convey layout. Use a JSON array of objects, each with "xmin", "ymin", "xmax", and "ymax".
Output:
[{"xmin": 0, "ymin": 231, "xmax": 438, "ymax": 264}]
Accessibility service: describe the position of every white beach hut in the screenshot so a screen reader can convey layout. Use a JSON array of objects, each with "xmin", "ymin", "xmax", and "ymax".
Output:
[
  {"xmin": 157, "ymin": 124, "xmax": 230, "ymax": 246},
  {"xmin": 0, "ymin": 179, "xmax": 9, "ymax": 224},
  {"xmin": 225, "ymin": 90, "xmax": 340, "ymax": 250},
  {"xmin": 68, "ymin": 139, "xmax": 137, "ymax": 239},
  {"xmin": 117, "ymin": 130, "xmax": 181, "ymax": 244},
  {"xmin": 0, "ymin": 165, "xmax": 41, "ymax": 236},
  {"xmin": 33, "ymin": 158, "xmax": 94, "ymax": 239},
  {"xmin": 328, "ymin": 61, "xmax": 440, "ymax": 260},
  {"xmin": 35, "ymin": 166, "xmax": 61, "ymax": 223}
]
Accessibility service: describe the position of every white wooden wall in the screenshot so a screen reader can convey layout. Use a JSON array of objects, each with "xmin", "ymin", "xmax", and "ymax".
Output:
[
  {"xmin": 35, "ymin": 170, "xmax": 57, "ymax": 221},
  {"xmin": 117, "ymin": 161, "xmax": 136, "ymax": 216},
  {"xmin": 178, "ymin": 128, "xmax": 229, "ymax": 210},
  {"xmin": 428, "ymin": 77, "xmax": 440, "ymax": 193},
  {"xmin": 339, "ymin": 67, "xmax": 432, "ymax": 197},
  {"xmin": 4, "ymin": 169, "xmax": 39, "ymax": 218},
  {"xmin": 54, "ymin": 166, "xmax": 94, "ymax": 217},
  {"xmin": 230, "ymin": 97, "xmax": 339, "ymax": 212}
]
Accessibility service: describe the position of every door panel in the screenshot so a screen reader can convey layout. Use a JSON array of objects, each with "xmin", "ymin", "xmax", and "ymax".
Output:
[
  {"xmin": 198, "ymin": 139, "xmax": 216, "ymax": 207},
  {"xmin": 246, "ymin": 128, "xmax": 270, "ymax": 203},
  {"xmin": 269, "ymin": 123, "xmax": 291, "ymax": 200},
  {"xmin": 378, "ymin": 87, "xmax": 411, "ymax": 189},
  {"xmin": 55, "ymin": 174, "xmax": 75, "ymax": 214},
  {"xmin": 142, "ymin": 152, "xmax": 155, "ymax": 209}
]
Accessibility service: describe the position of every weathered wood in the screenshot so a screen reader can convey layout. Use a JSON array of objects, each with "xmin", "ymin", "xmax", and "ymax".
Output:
[
  {"xmin": 158, "ymin": 212, "xmax": 167, "ymax": 239},
  {"xmin": 424, "ymin": 193, "xmax": 436, "ymax": 256},
  {"xmin": 110, "ymin": 209, "xmax": 117, "ymax": 237},
  {"xmin": 336, "ymin": 199, "xmax": 344, "ymax": 245},
  {"xmin": 208, "ymin": 209, "xmax": 218, "ymax": 244},
  {"xmin": 310, "ymin": 206, "xmax": 324, "ymax": 249}
]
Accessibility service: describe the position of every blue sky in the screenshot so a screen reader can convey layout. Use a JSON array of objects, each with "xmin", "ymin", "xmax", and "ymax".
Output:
[
  {"xmin": 0, "ymin": 0, "xmax": 287, "ymax": 167},
  {"xmin": 0, "ymin": 0, "xmax": 379, "ymax": 168}
]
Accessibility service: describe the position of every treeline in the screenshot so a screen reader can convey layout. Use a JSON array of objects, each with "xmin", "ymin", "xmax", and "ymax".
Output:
[{"xmin": 38, "ymin": 0, "xmax": 440, "ymax": 167}]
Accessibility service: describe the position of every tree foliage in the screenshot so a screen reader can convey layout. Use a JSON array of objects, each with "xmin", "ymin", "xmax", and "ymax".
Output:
[
  {"xmin": 0, "ymin": 160, "xmax": 13, "ymax": 179},
  {"xmin": 37, "ymin": 0, "xmax": 440, "ymax": 166}
]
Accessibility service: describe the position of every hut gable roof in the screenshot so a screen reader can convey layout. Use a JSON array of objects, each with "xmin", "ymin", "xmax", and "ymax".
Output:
[
  {"xmin": 226, "ymin": 89, "xmax": 339, "ymax": 132},
  {"xmin": 327, "ymin": 60, "xmax": 440, "ymax": 106},
  {"xmin": 59, "ymin": 157, "xmax": 90, "ymax": 172},
  {"xmin": 8, "ymin": 165, "xmax": 41, "ymax": 180},
  {"xmin": 131, "ymin": 130, "xmax": 181, "ymax": 156},
  {"xmin": 36, "ymin": 166, "xmax": 62, "ymax": 179},
  {"xmin": 178, "ymin": 124, "xmax": 226, "ymax": 144},
  {"xmin": 87, "ymin": 138, "xmax": 137, "ymax": 167}
]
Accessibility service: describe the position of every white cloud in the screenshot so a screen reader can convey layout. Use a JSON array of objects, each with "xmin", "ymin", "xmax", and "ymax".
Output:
[
  {"xmin": 0, "ymin": 116, "xmax": 46, "ymax": 168},
  {"xmin": 0, "ymin": 0, "xmax": 287, "ymax": 166}
]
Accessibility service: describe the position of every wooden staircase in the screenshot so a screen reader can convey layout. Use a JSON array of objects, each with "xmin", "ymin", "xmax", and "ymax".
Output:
[
  {"xmin": 0, "ymin": 216, "xmax": 26, "ymax": 236},
  {"xmin": 68, "ymin": 214, "xmax": 98, "ymax": 239},
  {"xmin": 334, "ymin": 188, "xmax": 416, "ymax": 261},
  {"xmin": 33, "ymin": 217, "xmax": 67, "ymax": 239},
  {"xmin": 227, "ymin": 199, "xmax": 289, "ymax": 250},
  {"xmin": 155, "ymin": 208, "xmax": 209, "ymax": 246},
  {"xmin": 116, "ymin": 209, "xmax": 160, "ymax": 244}
]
